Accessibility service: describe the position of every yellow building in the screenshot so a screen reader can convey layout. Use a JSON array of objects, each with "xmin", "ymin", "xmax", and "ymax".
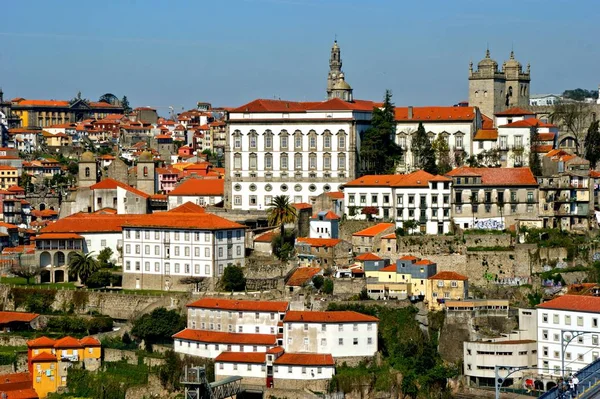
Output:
[
  {"xmin": 42, "ymin": 131, "xmax": 72, "ymax": 147},
  {"xmin": 427, "ymin": 271, "xmax": 469, "ymax": 311},
  {"xmin": 30, "ymin": 351, "xmax": 58, "ymax": 398},
  {"xmin": 0, "ymin": 166, "xmax": 19, "ymax": 190},
  {"xmin": 27, "ymin": 335, "xmax": 102, "ymax": 398}
]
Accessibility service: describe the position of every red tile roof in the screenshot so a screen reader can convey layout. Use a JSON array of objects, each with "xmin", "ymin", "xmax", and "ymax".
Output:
[
  {"xmin": 473, "ymin": 129, "xmax": 498, "ymax": 141},
  {"xmin": 446, "ymin": 167, "xmax": 538, "ymax": 186},
  {"xmin": 168, "ymin": 202, "xmax": 206, "ymax": 214},
  {"xmin": 168, "ymin": 178, "xmax": 224, "ymax": 197},
  {"xmin": 326, "ymin": 191, "xmax": 344, "ymax": 199},
  {"xmin": 296, "ymin": 237, "xmax": 342, "ymax": 248},
  {"xmin": 30, "ymin": 352, "xmax": 56, "ymax": 362},
  {"xmin": 254, "ymin": 230, "xmax": 277, "ymax": 243},
  {"xmin": 4, "ymin": 388, "xmax": 39, "ymax": 399},
  {"xmin": 429, "ymin": 271, "xmax": 468, "ymax": 281},
  {"xmin": 90, "ymin": 178, "xmax": 151, "ymax": 198},
  {"xmin": 172, "ymin": 329, "xmax": 278, "ymax": 345},
  {"xmin": 312, "ymin": 211, "xmax": 340, "ymax": 220},
  {"xmin": 267, "ymin": 346, "xmax": 285, "ymax": 355},
  {"xmin": 344, "ymin": 170, "xmax": 446, "ymax": 188},
  {"xmin": 79, "ymin": 336, "xmax": 101, "ymax": 347},
  {"xmin": 215, "ymin": 352, "xmax": 266, "ymax": 364},
  {"xmin": 40, "ymin": 213, "xmax": 147, "ymax": 234},
  {"xmin": 537, "ymin": 133, "xmax": 555, "ymax": 141},
  {"xmin": 379, "ymin": 264, "xmax": 397, "ymax": 272},
  {"xmin": 122, "ymin": 212, "xmax": 245, "ymax": 231},
  {"xmin": 230, "ymin": 98, "xmax": 377, "ymax": 113},
  {"xmin": 482, "ymin": 114, "xmax": 494, "ymax": 129},
  {"xmin": 537, "ymin": 294, "xmax": 600, "ymax": 313},
  {"xmin": 495, "ymin": 107, "xmax": 535, "ymax": 116},
  {"xmin": 274, "ymin": 353, "xmax": 334, "ymax": 366},
  {"xmin": 54, "ymin": 336, "xmax": 82, "ymax": 348},
  {"xmin": 187, "ymin": 298, "xmax": 289, "ymax": 312},
  {"xmin": 0, "ymin": 372, "xmax": 34, "ymax": 394},
  {"xmin": 283, "ymin": 310, "xmax": 378, "ymax": 323},
  {"xmin": 27, "ymin": 336, "xmax": 56, "ymax": 348},
  {"xmin": 36, "ymin": 233, "xmax": 83, "ymax": 240},
  {"xmin": 31, "ymin": 209, "xmax": 58, "ymax": 218},
  {"xmin": 533, "ymin": 145, "xmax": 554, "ymax": 154},
  {"xmin": 590, "ymin": 171, "xmax": 600, "ymax": 178},
  {"xmin": 292, "ymin": 203, "xmax": 312, "ymax": 210},
  {"xmin": 286, "ymin": 267, "xmax": 321, "ymax": 286},
  {"xmin": 381, "ymin": 233, "xmax": 396, "ymax": 239},
  {"xmin": 395, "ymin": 106, "xmax": 477, "ymax": 122},
  {"xmin": 352, "ymin": 223, "xmax": 395, "ymax": 237},
  {"xmin": 355, "ymin": 253, "xmax": 383, "ymax": 261},
  {"xmin": 415, "ymin": 259, "xmax": 435, "ymax": 265},
  {"xmin": 499, "ymin": 118, "xmax": 556, "ymax": 128},
  {"xmin": 0, "ymin": 311, "xmax": 39, "ymax": 325}
]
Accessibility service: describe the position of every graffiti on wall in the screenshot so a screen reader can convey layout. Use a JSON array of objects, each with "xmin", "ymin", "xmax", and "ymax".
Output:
[{"xmin": 474, "ymin": 219, "xmax": 505, "ymax": 230}]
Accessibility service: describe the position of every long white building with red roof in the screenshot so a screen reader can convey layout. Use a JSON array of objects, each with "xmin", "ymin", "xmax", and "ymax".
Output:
[{"xmin": 173, "ymin": 298, "xmax": 379, "ymax": 390}]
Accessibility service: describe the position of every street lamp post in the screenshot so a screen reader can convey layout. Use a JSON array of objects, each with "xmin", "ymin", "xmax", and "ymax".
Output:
[
  {"xmin": 494, "ymin": 365, "xmax": 536, "ymax": 399},
  {"xmin": 560, "ymin": 329, "xmax": 598, "ymax": 379}
]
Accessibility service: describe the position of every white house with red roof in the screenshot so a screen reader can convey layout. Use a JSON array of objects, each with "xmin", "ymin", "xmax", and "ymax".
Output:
[
  {"xmin": 90, "ymin": 178, "xmax": 150, "ymax": 214},
  {"xmin": 167, "ymin": 177, "xmax": 224, "ymax": 209},
  {"xmin": 120, "ymin": 211, "xmax": 246, "ymax": 290},
  {"xmin": 536, "ymin": 294, "xmax": 600, "ymax": 377},
  {"xmin": 343, "ymin": 170, "xmax": 453, "ymax": 235},
  {"xmin": 309, "ymin": 210, "xmax": 340, "ymax": 239},
  {"xmin": 394, "ymin": 106, "xmax": 482, "ymax": 172}
]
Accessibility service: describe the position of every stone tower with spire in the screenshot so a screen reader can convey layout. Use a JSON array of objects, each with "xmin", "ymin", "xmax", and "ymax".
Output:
[
  {"xmin": 326, "ymin": 40, "xmax": 353, "ymax": 102},
  {"xmin": 468, "ymin": 49, "xmax": 530, "ymax": 118}
]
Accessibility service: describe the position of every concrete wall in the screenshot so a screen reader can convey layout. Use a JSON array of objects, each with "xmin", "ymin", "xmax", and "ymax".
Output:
[{"xmin": 332, "ymin": 278, "xmax": 366, "ymax": 298}]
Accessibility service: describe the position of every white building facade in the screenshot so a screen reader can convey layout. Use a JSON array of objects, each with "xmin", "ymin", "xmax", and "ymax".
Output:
[
  {"xmin": 342, "ymin": 170, "xmax": 453, "ymax": 234},
  {"xmin": 225, "ymin": 98, "xmax": 374, "ymax": 210},
  {"xmin": 537, "ymin": 295, "xmax": 600, "ymax": 378},
  {"xmin": 121, "ymin": 212, "xmax": 246, "ymax": 290},
  {"xmin": 282, "ymin": 310, "xmax": 379, "ymax": 358}
]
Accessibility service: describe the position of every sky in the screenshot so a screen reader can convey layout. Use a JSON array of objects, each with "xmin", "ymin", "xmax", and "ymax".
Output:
[{"xmin": 1, "ymin": 0, "xmax": 598, "ymax": 114}]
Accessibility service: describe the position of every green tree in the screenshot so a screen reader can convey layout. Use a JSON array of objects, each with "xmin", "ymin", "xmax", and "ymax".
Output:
[
  {"xmin": 562, "ymin": 88, "xmax": 599, "ymax": 101},
  {"xmin": 271, "ymin": 232, "xmax": 295, "ymax": 263},
  {"xmin": 68, "ymin": 252, "xmax": 100, "ymax": 286},
  {"xmin": 220, "ymin": 265, "xmax": 246, "ymax": 291},
  {"xmin": 267, "ymin": 195, "xmax": 298, "ymax": 238},
  {"xmin": 529, "ymin": 124, "xmax": 543, "ymax": 176},
  {"xmin": 584, "ymin": 120, "xmax": 600, "ymax": 168},
  {"xmin": 312, "ymin": 275, "xmax": 324, "ymax": 290},
  {"xmin": 19, "ymin": 172, "xmax": 33, "ymax": 192},
  {"xmin": 402, "ymin": 219, "xmax": 419, "ymax": 235},
  {"xmin": 86, "ymin": 271, "xmax": 113, "ymax": 288},
  {"xmin": 411, "ymin": 122, "xmax": 437, "ymax": 174},
  {"xmin": 121, "ymin": 95, "xmax": 132, "ymax": 114},
  {"xmin": 9, "ymin": 262, "xmax": 40, "ymax": 285},
  {"xmin": 432, "ymin": 135, "xmax": 452, "ymax": 174},
  {"xmin": 131, "ymin": 307, "xmax": 186, "ymax": 350},
  {"xmin": 360, "ymin": 90, "xmax": 403, "ymax": 174},
  {"xmin": 97, "ymin": 247, "xmax": 114, "ymax": 268},
  {"xmin": 322, "ymin": 279, "xmax": 334, "ymax": 295}
]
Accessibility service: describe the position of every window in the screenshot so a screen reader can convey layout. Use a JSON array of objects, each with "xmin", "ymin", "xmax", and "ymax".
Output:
[
  {"xmin": 542, "ymin": 313, "xmax": 548, "ymax": 323},
  {"xmin": 294, "ymin": 153, "xmax": 302, "ymax": 169},
  {"xmin": 309, "ymin": 153, "xmax": 317, "ymax": 169},
  {"xmin": 353, "ymin": 338, "xmax": 358, "ymax": 345},
  {"xmin": 233, "ymin": 153, "xmax": 242, "ymax": 169},
  {"xmin": 367, "ymin": 337, "xmax": 373, "ymax": 345},
  {"xmin": 338, "ymin": 134, "xmax": 346, "ymax": 149},
  {"xmin": 593, "ymin": 335, "xmax": 599, "ymax": 346},
  {"xmin": 265, "ymin": 153, "xmax": 273, "ymax": 169},
  {"xmin": 565, "ymin": 315, "xmax": 571, "ymax": 325},
  {"xmin": 281, "ymin": 134, "xmax": 288, "ymax": 149},
  {"xmin": 338, "ymin": 153, "xmax": 345, "ymax": 169},
  {"xmin": 338, "ymin": 338, "xmax": 343, "ymax": 345},
  {"xmin": 265, "ymin": 131, "xmax": 273, "ymax": 149},
  {"xmin": 249, "ymin": 153, "xmax": 257, "ymax": 170},
  {"xmin": 324, "ymin": 133, "xmax": 331, "ymax": 149},
  {"xmin": 144, "ymin": 262, "xmax": 150, "ymax": 271},
  {"xmin": 309, "ymin": 133, "xmax": 317, "ymax": 149},
  {"xmin": 542, "ymin": 330, "xmax": 548, "ymax": 340},
  {"xmin": 577, "ymin": 316, "xmax": 584, "ymax": 327},
  {"xmin": 553, "ymin": 314, "xmax": 559, "ymax": 324},
  {"xmin": 456, "ymin": 135, "xmax": 463, "ymax": 148},
  {"xmin": 338, "ymin": 324, "xmax": 343, "ymax": 332}
]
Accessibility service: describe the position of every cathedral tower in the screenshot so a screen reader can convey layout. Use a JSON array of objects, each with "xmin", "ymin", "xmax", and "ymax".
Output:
[
  {"xmin": 502, "ymin": 51, "xmax": 531, "ymax": 110},
  {"xmin": 326, "ymin": 41, "xmax": 353, "ymax": 102}
]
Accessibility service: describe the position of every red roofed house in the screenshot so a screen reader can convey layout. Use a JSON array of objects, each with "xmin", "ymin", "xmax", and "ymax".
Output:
[
  {"xmin": 295, "ymin": 237, "xmax": 352, "ymax": 268},
  {"xmin": 0, "ymin": 372, "xmax": 38, "ymax": 399},
  {"xmin": 167, "ymin": 178, "xmax": 224, "ymax": 209},
  {"xmin": 351, "ymin": 223, "xmax": 396, "ymax": 254},
  {"xmin": 0, "ymin": 311, "xmax": 40, "ymax": 332},
  {"xmin": 445, "ymin": 167, "xmax": 539, "ymax": 230},
  {"xmin": 394, "ymin": 105, "xmax": 482, "ymax": 173},
  {"xmin": 90, "ymin": 178, "xmax": 150, "ymax": 214},
  {"xmin": 426, "ymin": 271, "xmax": 469, "ymax": 310},
  {"xmin": 156, "ymin": 166, "xmax": 181, "ymax": 194},
  {"xmin": 309, "ymin": 210, "xmax": 340, "ymax": 239},
  {"xmin": 343, "ymin": 170, "xmax": 453, "ymax": 235},
  {"xmin": 121, "ymin": 211, "xmax": 246, "ymax": 290},
  {"xmin": 285, "ymin": 267, "xmax": 322, "ymax": 292}
]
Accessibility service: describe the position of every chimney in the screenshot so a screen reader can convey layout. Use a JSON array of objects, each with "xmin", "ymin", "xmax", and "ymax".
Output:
[{"xmin": 408, "ymin": 106, "xmax": 413, "ymax": 119}]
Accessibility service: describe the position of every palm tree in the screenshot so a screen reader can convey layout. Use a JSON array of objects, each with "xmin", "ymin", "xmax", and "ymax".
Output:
[
  {"xmin": 267, "ymin": 195, "xmax": 298, "ymax": 238},
  {"xmin": 68, "ymin": 252, "xmax": 100, "ymax": 286}
]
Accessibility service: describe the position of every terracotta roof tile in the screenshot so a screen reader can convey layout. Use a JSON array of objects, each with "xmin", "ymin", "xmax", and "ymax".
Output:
[
  {"xmin": 355, "ymin": 253, "xmax": 383, "ymax": 261},
  {"xmin": 274, "ymin": 353, "xmax": 334, "ymax": 366},
  {"xmin": 54, "ymin": 336, "xmax": 82, "ymax": 348},
  {"xmin": 286, "ymin": 267, "xmax": 321, "ymax": 286},
  {"xmin": 379, "ymin": 264, "xmax": 397, "ymax": 272},
  {"xmin": 215, "ymin": 352, "xmax": 266, "ymax": 364},
  {"xmin": 169, "ymin": 178, "xmax": 224, "ymax": 197},
  {"xmin": 446, "ymin": 167, "xmax": 538, "ymax": 186},
  {"xmin": 231, "ymin": 98, "xmax": 377, "ymax": 113},
  {"xmin": 326, "ymin": 191, "xmax": 344, "ymax": 199},
  {"xmin": 473, "ymin": 129, "xmax": 498, "ymax": 140},
  {"xmin": 0, "ymin": 311, "xmax": 39, "ymax": 324},
  {"xmin": 296, "ymin": 237, "xmax": 342, "ymax": 248},
  {"xmin": 344, "ymin": 170, "xmax": 445, "ymax": 188},
  {"xmin": 381, "ymin": 233, "xmax": 396, "ymax": 239},
  {"xmin": 395, "ymin": 106, "xmax": 477, "ymax": 121},
  {"xmin": 31, "ymin": 352, "xmax": 56, "ymax": 362},
  {"xmin": 172, "ymin": 329, "xmax": 277, "ymax": 345},
  {"xmin": 79, "ymin": 336, "xmax": 101, "ymax": 347},
  {"xmin": 352, "ymin": 223, "xmax": 395, "ymax": 237},
  {"xmin": 27, "ymin": 336, "xmax": 56, "ymax": 348},
  {"xmin": 495, "ymin": 107, "xmax": 535, "ymax": 116},
  {"xmin": 122, "ymin": 213, "xmax": 245, "ymax": 231},
  {"xmin": 4, "ymin": 388, "xmax": 39, "ymax": 399},
  {"xmin": 40, "ymin": 213, "xmax": 148, "ymax": 234},
  {"xmin": 254, "ymin": 230, "xmax": 277, "ymax": 243},
  {"xmin": 499, "ymin": 118, "xmax": 556, "ymax": 128},
  {"xmin": 537, "ymin": 294, "xmax": 600, "ymax": 313},
  {"xmin": 90, "ymin": 178, "xmax": 151, "ymax": 198},
  {"xmin": 429, "ymin": 271, "xmax": 467, "ymax": 281},
  {"xmin": 36, "ymin": 233, "xmax": 83, "ymax": 240},
  {"xmin": 482, "ymin": 114, "xmax": 494, "ymax": 129},
  {"xmin": 292, "ymin": 203, "xmax": 312, "ymax": 210},
  {"xmin": 311, "ymin": 211, "xmax": 340, "ymax": 220},
  {"xmin": 168, "ymin": 202, "xmax": 206, "ymax": 214},
  {"xmin": 533, "ymin": 144, "xmax": 555, "ymax": 153},
  {"xmin": 415, "ymin": 259, "xmax": 435, "ymax": 265},
  {"xmin": 187, "ymin": 298, "xmax": 289, "ymax": 312},
  {"xmin": 283, "ymin": 310, "xmax": 378, "ymax": 323},
  {"xmin": 266, "ymin": 346, "xmax": 285, "ymax": 354}
]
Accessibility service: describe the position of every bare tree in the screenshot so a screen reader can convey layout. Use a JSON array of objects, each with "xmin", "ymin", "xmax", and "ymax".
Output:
[
  {"xmin": 179, "ymin": 276, "xmax": 207, "ymax": 292},
  {"xmin": 550, "ymin": 101, "xmax": 594, "ymax": 155}
]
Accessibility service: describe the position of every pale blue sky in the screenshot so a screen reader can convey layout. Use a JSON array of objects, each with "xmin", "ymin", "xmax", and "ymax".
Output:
[{"xmin": 1, "ymin": 0, "xmax": 597, "ymax": 114}]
